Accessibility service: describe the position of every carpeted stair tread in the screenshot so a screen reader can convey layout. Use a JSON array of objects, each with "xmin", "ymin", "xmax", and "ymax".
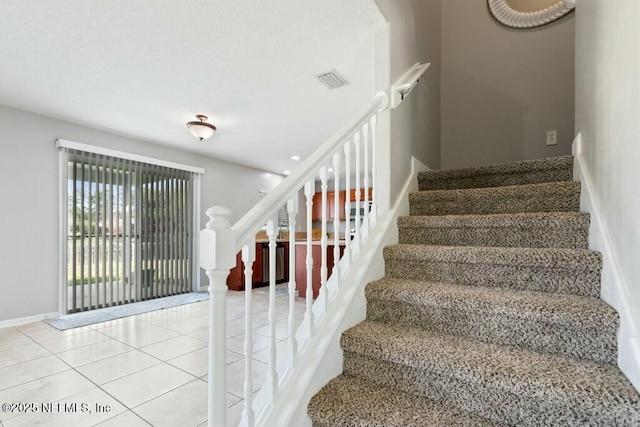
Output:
[
  {"xmin": 341, "ymin": 321, "xmax": 640, "ymax": 426},
  {"xmin": 307, "ymin": 375, "xmax": 497, "ymax": 427},
  {"xmin": 418, "ymin": 155, "xmax": 573, "ymax": 191},
  {"xmin": 409, "ymin": 181, "xmax": 580, "ymax": 216},
  {"xmin": 308, "ymin": 155, "xmax": 639, "ymax": 426},
  {"xmin": 398, "ymin": 211, "xmax": 589, "ymax": 248},
  {"xmin": 365, "ymin": 278, "xmax": 617, "ymax": 364},
  {"xmin": 384, "ymin": 244, "xmax": 602, "ymax": 297}
]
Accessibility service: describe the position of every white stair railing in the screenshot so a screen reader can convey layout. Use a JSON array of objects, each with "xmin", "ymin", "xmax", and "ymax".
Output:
[{"xmin": 200, "ymin": 91, "xmax": 389, "ymax": 427}]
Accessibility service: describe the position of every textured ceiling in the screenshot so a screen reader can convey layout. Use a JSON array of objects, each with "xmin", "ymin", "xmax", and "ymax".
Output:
[{"xmin": 0, "ymin": 0, "xmax": 383, "ymax": 174}]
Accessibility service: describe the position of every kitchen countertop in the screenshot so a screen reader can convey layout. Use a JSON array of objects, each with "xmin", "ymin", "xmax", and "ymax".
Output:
[
  {"xmin": 294, "ymin": 240, "xmax": 347, "ymax": 246},
  {"xmin": 252, "ymin": 239, "xmax": 347, "ymax": 245}
]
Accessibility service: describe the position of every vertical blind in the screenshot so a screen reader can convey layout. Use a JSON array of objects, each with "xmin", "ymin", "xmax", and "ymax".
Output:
[
  {"xmin": 259, "ymin": 190, "xmax": 288, "ymax": 229},
  {"xmin": 64, "ymin": 149, "xmax": 195, "ymax": 313}
]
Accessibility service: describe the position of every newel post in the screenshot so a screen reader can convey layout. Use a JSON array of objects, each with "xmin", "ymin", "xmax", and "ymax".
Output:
[{"xmin": 200, "ymin": 206, "xmax": 236, "ymax": 427}]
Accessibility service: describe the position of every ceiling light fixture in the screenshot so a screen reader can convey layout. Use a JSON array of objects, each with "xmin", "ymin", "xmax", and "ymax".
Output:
[
  {"xmin": 291, "ymin": 155, "xmax": 300, "ymax": 161},
  {"xmin": 283, "ymin": 171, "xmax": 291, "ymax": 176},
  {"xmin": 187, "ymin": 114, "xmax": 216, "ymax": 141}
]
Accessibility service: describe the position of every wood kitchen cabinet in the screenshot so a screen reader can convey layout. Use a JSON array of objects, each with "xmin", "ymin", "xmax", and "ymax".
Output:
[
  {"xmin": 330, "ymin": 191, "xmax": 347, "ymax": 221},
  {"xmin": 349, "ymin": 187, "xmax": 373, "ymax": 202},
  {"xmin": 227, "ymin": 242, "xmax": 287, "ymax": 291},
  {"xmin": 312, "ymin": 191, "xmax": 347, "ymax": 221},
  {"xmin": 311, "ymin": 193, "xmax": 324, "ymax": 221},
  {"xmin": 312, "ymin": 190, "xmax": 369, "ymax": 221},
  {"xmin": 294, "ymin": 243, "xmax": 345, "ymax": 299}
]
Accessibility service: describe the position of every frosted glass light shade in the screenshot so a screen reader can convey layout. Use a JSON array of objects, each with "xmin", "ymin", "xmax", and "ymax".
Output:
[{"xmin": 187, "ymin": 115, "xmax": 216, "ymax": 141}]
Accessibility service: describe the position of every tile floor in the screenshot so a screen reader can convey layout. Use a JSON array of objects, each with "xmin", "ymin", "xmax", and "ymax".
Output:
[{"xmin": 0, "ymin": 289, "xmax": 306, "ymax": 427}]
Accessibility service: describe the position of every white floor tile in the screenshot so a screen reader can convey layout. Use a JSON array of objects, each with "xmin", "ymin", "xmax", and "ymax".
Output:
[
  {"xmin": 186, "ymin": 328, "xmax": 210, "ymax": 342},
  {"xmin": 38, "ymin": 330, "xmax": 113, "ymax": 354},
  {"xmin": 133, "ymin": 379, "xmax": 208, "ymax": 427},
  {"xmin": 0, "ymin": 342, "xmax": 51, "ymax": 369},
  {"xmin": 225, "ymin": 317, "xmax": 247, "ymax": 338},
  {"xmin": 227, "ymin": 349, "xmax": 244, "ymax": 366},
  {"xmin": 139, "ymin": 335, "xmax": 206, "ymax": 361},
  {"xmin": 3, "ymin": 387, "xmax": 126, "ymax": 427},
  {"xmin": 0, "ymin": 333, "xmax": 33, "ymax": 353},
  {"xmin": 225, "ymin": 358, "xmax": 268, "ymax": 397},
  {"xmin": 13, "ymin": 321, "xmax": 54, "ymax": 335},
  {"xmin": 137, "ymin": 311, "xmax": 192, "ymax": 325},
  {"xmin": 253, "ymin": 321, "xmax": 292, "ymax": 341},
  {"xmin": 161, "ymin": 317, "xmax": 210, "ymax": 334},
  {"xmin": 226, "ymin": 333, "xmax": 271, "ymax": 355},
  {"xmin": 89, "ymin": 316, "xmax": 145, "ymax": 330},
  {"xmin": 94, "ymin": 410, "xmax": 151, "ymax": 427},
  {"xmin": 223, "ymin": 392, "xmax": 260, "ymax": 427},
  {"xmin": 19, "ymin": 325, "xmax": 95, "ymax": 343},
  {"xmin": 99, "ymin": 323, "xmax": 180, "ymax": 348},
  {"xmin": 0, "ymin": 370, "xmax": 94, "ymax": 422},
  {"xmin": 101, "ymin": 363, "xmax": 195, "ymax": 408},
  {"xmin": 76, "ymin": 350, "xmax": 160, "ymax": 385},
  {"xmin": 251, "ymin": 340, "xmax": 289, "ymax": 366},
  {"xmin": 0, "ymin": 327, "xmax": 19, "ymax": 338},
  {"xmin": 0, "ymin": 355, "xmax": 70, "ymax": 392},
  {"xmin": 247, "ymin": 309, "xmax": 274, "ymax": 325},
  {"xmin": 226, "ymin": 400, "xmax": 245, "ymax": 427},
  {"xmin": 166, "ymin": 348, "xmax": 208, "ymax": 377},
  {"xmin": 56, "ymin": 340, "xmax": 132, "ymax": 367},
  {"xmin": 0, "ymin": 291, "xmax": 300, "ymax": 426},
  {"xmin": 167, "ymin": 348, "xmax": 243, "ymax": 378}
]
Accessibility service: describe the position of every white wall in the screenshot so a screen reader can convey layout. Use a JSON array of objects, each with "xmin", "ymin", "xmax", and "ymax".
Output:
[
  {"xmin": 575, "ymin": 0, "xmax": 640, "ymax": 389},
  {"xmin": 0, "ymin": 105, "xmax": 284, "ymax": 323},
  {"xmin": 441, "ymin": 0, "xmax": 575, "ymax": 169},
  {"xmin": 375, "ymin": 0, "xmax": 442, "ymax": 202}
]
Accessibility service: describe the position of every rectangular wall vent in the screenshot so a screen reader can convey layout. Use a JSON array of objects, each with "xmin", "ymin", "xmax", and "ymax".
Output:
[{"xmin": 315, "ymin": 70, "xmax": 349, "ymax": 90}]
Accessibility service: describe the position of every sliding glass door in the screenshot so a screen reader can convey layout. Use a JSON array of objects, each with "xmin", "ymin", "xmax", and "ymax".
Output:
[{"xmin": 65, "ymin": 151, "xmax": 194, "ymax": 313}]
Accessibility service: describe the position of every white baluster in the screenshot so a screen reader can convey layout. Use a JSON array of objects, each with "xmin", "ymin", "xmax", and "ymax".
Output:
[
  {"xmin": 370, "ymin": 115, "xmax": 378, "ymax": 226},
  {"xmin": 343, "ymin": 142, "xmax": 351, "ymax": 272},
  {"xmin": 200, "ymin": 207, "xmax": 236, "ymax": 427},
  {"xmin": 287, "ymin": 198, "xmax": 298, "ymax": 369},
  {"xmin": 332, "ymin": 153, "xmax": 340, "ymax": 288},
  {"xmin": 319, "ymin": 166, "xmax": 328, "ymax": 306},
  {"xmin": 354, "ymin": 132, "xmax": 361, "ymax": 255},
  {"xmin": 266, "ymin": 219, "xmax": 278, "ymax": 404},
  {"xmin": 304, "ymin": 181, "xmax": 314, "ymax": 335},
  {"xmin": 241, "ymin": 242, "xmax": 255, "ymax": 427},
  {"xmin": 363, "ymin": 122, "xmax": 370, "ymax": 239}
]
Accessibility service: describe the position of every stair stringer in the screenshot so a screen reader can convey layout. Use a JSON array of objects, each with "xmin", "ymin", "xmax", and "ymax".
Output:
[
  {"xmin": 256, "ymin": 158, "xmax": 429, "ymax": 427},
  {"xmin": 573, "ymin": 135, "xmax": 640, "ymax": 392}
]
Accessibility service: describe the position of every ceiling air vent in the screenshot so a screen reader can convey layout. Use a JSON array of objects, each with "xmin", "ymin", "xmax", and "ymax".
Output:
[{"xmin": 315, "ymin": 70, "xmax": 348, "ymax": 90}]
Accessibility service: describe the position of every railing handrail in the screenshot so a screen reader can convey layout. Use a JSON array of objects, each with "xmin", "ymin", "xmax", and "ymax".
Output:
[{"xmin": 231, "ymin": 92, "xmax": 388, "ymax": 249}]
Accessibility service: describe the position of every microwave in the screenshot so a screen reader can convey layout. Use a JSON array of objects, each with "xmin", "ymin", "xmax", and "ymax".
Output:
[{"xmin": 348, "ymin": 201, "xmax": 372, "ymax": 220}]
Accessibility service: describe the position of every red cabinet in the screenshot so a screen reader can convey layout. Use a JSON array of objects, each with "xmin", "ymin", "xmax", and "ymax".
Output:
[
  {"xmin": 227, "ymin": 242, "xmax": 287, "ymax": 291},
  {"xmin": 311, "ymin": 193, "xmax": 324, "ymax": 222},
  {"xmin": 330, "ymin": 191, "xmax": 347, "ymax": 221},
  {"xmin": 311, "ymin": 189, "xmax": 371, "ymax": 222},
  {"xmin": 349, "ymin": 187, "xmax": 372, "ymax": 202},
  {"xmin": 312, "ymin": 191, "xmax": 348, "ymax": 221},
  {"xmin": 294, "ymin": 243, "xmax": 345, "ymax": 299}
]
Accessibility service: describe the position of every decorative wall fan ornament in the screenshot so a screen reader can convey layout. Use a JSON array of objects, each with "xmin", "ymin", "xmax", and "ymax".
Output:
[{"xmin": 487, "ymin": 0, "xmax": 575, "ymax": 29}]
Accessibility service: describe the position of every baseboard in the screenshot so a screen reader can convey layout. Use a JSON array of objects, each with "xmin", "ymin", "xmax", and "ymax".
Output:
[
  {"xmin": 573, "ymin": 135, "xmax": 640, "ymax": 392},
  {"xmin": 0, "ymin": 312, "xmax": 58, "ymax": 329},
  {"xmin": 412, "ymin": 156, "xmax": 431, "ymax": 174}
]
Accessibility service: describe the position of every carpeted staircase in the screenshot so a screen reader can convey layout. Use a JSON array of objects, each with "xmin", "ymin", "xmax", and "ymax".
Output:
[{"xmin": 308, "ymin": 155, "xmax": 640, "ymax": 426}]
